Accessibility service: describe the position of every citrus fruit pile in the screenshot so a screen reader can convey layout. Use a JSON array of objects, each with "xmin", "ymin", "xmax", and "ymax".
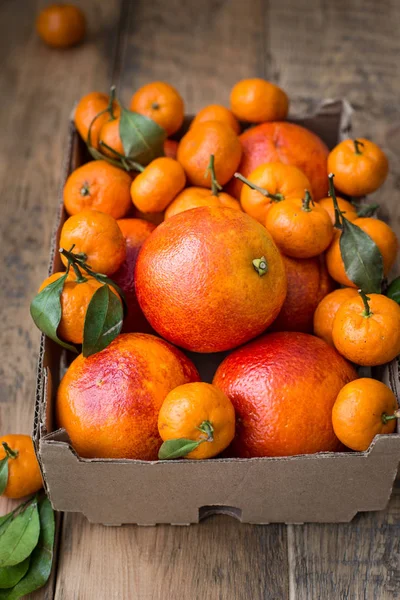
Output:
[{"xmin": 30, "ymin": 78, "xmax": 400, "ymax": 461}]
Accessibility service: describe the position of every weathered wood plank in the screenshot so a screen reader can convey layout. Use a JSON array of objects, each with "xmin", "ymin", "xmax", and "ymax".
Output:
[
  {"xmin": 55, "ymin": 515, "xmax": 289, "ymax": 600},
  {"xmin": 0, "ymin": 0, "xmax": 122, "ymax": 597},
  {"xmin": 118, "ymin": 0, "xmax": 268, "ymax": 112},
  {"xmin": 288, "ymin": 487, "xmax": 400, "ymax": 599}
]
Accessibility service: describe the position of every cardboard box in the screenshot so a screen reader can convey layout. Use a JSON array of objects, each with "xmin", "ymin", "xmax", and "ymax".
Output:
[{"xmin": 33, "ymin": 100, "xmax": 400, "ymax": 525}]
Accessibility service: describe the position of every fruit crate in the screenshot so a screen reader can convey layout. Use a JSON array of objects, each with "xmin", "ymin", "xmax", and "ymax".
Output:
[{"xmin": 32, "ymin": 100, "xmax": 400, "ymax": 525}]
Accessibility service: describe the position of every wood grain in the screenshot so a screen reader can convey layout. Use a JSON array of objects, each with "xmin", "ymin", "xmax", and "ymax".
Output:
[
  {"xmin": 288, "ymin": 487, "xmax": 400, "ymax": 599},
  {"xmin": 55, "ymin": 515, "xmax": 289, "ymax": 600},
  {"xmin": 118, "ymin": 0, "xmax": 268, "ymax": 111}
]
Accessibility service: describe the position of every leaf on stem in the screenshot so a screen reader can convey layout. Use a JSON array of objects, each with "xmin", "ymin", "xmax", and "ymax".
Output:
[
  {"xmin": 30, "ymin": 274, "xmax": 77, "ymax": 353},
  {"xmin": 158, "ymin": 438, "xmax": 203, "ymax": 460},
  {"xmin": 82, "ymin": 285, "xmax": 123, "ymax": 357},
  {"xmin": 0, "ymin": 500, "xmax": 40, "ymax": 568},
  {"xmin": 339, "ymin": 218, "xmax": 384, "ymax": 293},
  {"xmin": 119, "ymin": 107, "xmax": 166, "ymax": 165}
]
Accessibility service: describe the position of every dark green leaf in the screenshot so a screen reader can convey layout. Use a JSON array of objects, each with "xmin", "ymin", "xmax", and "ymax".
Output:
[
  {"xmin": 30, "ymin": 275, "xmax": 77, "ymax": 353},
  {"xmin": 0, "ymin": 501, "xmax": 40, "ymax": 567},
  {"xmin": 82, "ymin": 285, "xmax": 123, "ymax": 357},
  {"xmin": 0, "ymin": 558, "xmax": 30, "ymax": 590},
  {"xmin": 119, "ymin": 107, "xmax": 166, "ymax": 166},
  {"xmin": 355, "ymin": 203, "xmax": 380, "ymax": 218},
  {"xmin": 387, "ymin": 277, "xmax": 400, "ymax": 304},
  {"xmin": 0, "ymin": 514, "xmax": 14, "ymax": 538},
  {"xmin": 0, "ymin": 498, "xmax": 55, "ymax": 600},
  {"xmin": 340, "ymin": 218, "xmax": 384, "ymax": 293},
  {"xmin": 0, "ymin": 458, "xmax": 8, "ymax": 496},
  {"xmin": 158, "ymin": 438, "xmax": 203, "ymax": 460},
  {"xmin": 89, "ymin": 274, "xmax": 127, "ymax": 314}
]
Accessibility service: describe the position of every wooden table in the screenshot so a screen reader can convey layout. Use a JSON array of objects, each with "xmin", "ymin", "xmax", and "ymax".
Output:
[{"xmin": 1, "ymin": 1, "xmax": 399, "ymax": 598}]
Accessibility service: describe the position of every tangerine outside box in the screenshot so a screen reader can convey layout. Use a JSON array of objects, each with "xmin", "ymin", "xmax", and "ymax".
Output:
[{"xmin": 33, "ymin": 100, "xmax": 400, "ymax": 525}]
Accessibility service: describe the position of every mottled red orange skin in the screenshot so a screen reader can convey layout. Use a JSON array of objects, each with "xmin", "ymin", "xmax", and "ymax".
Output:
[
  {"xmin": 270, "ymin": 254, "xmax": 336, "ymax": 333},
  {"xmin": 57, "ymin": 333, "xmax": 200, "ymax": 460},
  {"xmin": 113, "ymin": 219, "xmax": 156, "ymax": 334},
  {"xmin": 135, "ymin": 206, "xmax": 287, "ymax": 353},
  {"xmin": 227, "ymin": 122, "xmax": 329, "ymax": 201},
  {"xmin": 213, "ymin": 332, "xmax": 357, "ymax": 458}
]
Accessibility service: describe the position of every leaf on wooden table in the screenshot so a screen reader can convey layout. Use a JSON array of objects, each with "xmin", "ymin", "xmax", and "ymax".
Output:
[
  {"xmin": 158, "ymin": 438, "xmax": 202, "ymax": 460},
  {"xmin": 30, "ymin": 274, "xmax": 77, "ymax": 353},
  {"xmin": 387, "ymin": 277, "xmax": 400, "ymax": 303},
  {"xmin": 340, "ymin": 218, "xmax": 384, "ymax": 293},
  {"xmin": 82, "ymin": 285, "xmax": 123, "ymax": 357},
  {"xmin": 0, "ymin": 501, "xmax": 40, "ymax": 567},
  {"xmin": 0, "ymin": 498, "xmax": 55, "ymax": 600},
  {"xmin": 0, "ymin": 558, "xmax": 30, "ymax": 590},
  {"xmin": 119, "ymin": 107, "xmax": 166, "ymax": 165}
]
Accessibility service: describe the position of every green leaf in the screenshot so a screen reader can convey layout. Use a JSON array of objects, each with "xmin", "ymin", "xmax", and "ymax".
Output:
[
  {"xmin": 0, "ymin": 558, "xmax": 30, "ymax": 590},
  {"xmin": 119, "ymin": 107, "xmax": 166, "ymax": 166},
  {"xmin": 0, "ymin": 514, "xmax": 16, "ymax": 539},
  {"xmin": 0, "ymin": 501, "xmax": 40, "ymax": 567},
  {"xmin": 0, "ymin": 498, "xmax": 55, "ymax": 600},
  {"xmin": 387, "ymin": 277, "xmax": 400, "ymax": 304},
  {"xmin": 340, "ymin": 218, "xmax": 384, "ymax": 293},
  {"xmin": 87, "ymin": 273, "xmax": 127, "ymax": 315},
  {"xmin": 0, "ymin": 458, "xmax": 8, "ymax": 496},
  {"xmin": 0, "ymin": 516, "xmax": 11, "ymax": 533},
  {"xmin": 158, "ymin": 438, "xmax": 203, "ymax": 460},
  {"xmin": 30, "ymin": 274, "xmax": 77, "ymax": 353},
  {"xmin": 355, "ymin": 203, "xmax": 380, "ymax": 218},
  {"xmin": 82, "ymin": 285, "xmax": 123, "ymax": 357}
]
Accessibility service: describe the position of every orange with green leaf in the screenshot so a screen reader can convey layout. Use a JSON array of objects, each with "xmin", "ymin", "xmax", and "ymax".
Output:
[
  {"xmin": 325, "ymin": 173, "xmax": 395, "ymax": 293},
  {"xmin": 31, "ymin": 239, "xmax": 125, "ymax": 356},
  {"xmin": 158, "ymin": 382, "xmax": 235, "ymax": 459},
  {"xmin": 130, "ymin": 81, "xmax": 184, "ymax": 136}
]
